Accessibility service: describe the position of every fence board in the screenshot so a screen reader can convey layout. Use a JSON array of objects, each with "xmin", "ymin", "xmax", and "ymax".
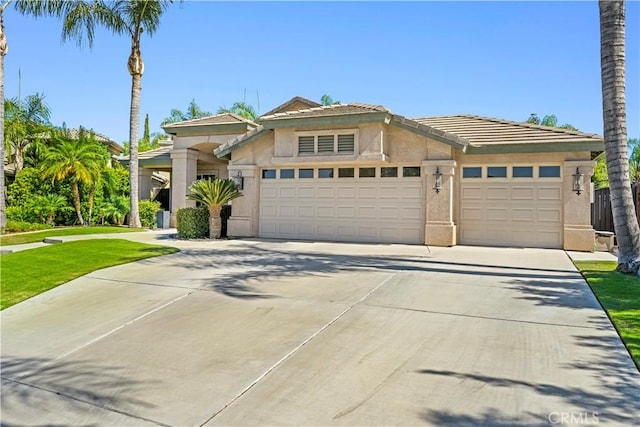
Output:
[{"xmin": 591, "ymin": 183, "xmax": 640, "ymax": 233}]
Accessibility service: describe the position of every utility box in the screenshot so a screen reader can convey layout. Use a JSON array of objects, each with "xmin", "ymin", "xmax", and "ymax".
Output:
[{"xmin": 157, "ymin": 211, "xmax": 170, "ymax": 229}]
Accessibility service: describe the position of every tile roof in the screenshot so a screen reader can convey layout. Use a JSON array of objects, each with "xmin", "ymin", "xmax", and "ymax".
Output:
[
  {"xmin": 260, "ymin": 103, "xmax": 390, "ymax": 120},
  {"xmin": 413, "ymin": 115, "xmax": 602, "ymax": 146},
  {"xmin": 260, "ymin": 96, "xmax": 322, "ymax": 118},
  {"xmin": 31, "ymin": 128, "xmax": 122, "ymax": 154},
  {"xmin": 162, "ymin": 113, "xmax": 256, "ymax": 129}
]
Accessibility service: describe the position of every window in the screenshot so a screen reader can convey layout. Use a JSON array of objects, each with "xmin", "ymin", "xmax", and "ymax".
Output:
[
  {"xmin": 403, "ymin": 166, "xmax": 421, "ymax": 177},
  {"xmin": 539, "ymin": 166, "xmax": 561, "ymax": 178},
  {"xmin": 381, "ymin": 167, "xmax": 398, "ymax": 177},
  {"xmin": 513, "ymin": 166, "xmax": 533, "ymax": 178},
  {"xmin": 297, "ymin": 132, "xmax": 355, "ymax": 155},
  {"xmin": 359, "ymin": 167, "xmax": 376, "ymax": 178},
  {"xmin": 337, "ymin": 134, "xmax": 355, "ymax": 153},
  {"xmin": 280, "ymin": 169, "xmax": 294, "ymax": 179},
  {"xmin": 299, "ymin": 168, "xmax": 314, "ymax": 179},
  {"xmin": 462, "ymin": 167, "xmax": 482, "ymax": 178},
  {"xmin": 262, "ymin": 169, "xmax": 276, "ymax": 179},
  {"xmin": 298, "ymin": 136, "xmax": 315, "ymax": 154},
  {"xmin": 317, "ymin": 135, "xmax": 334, "ymax": 153},
  {"xmin": 197, "ymin": 174, "xmax": 216, "ymax": 181},
  {"xmin": 318, "ymin": 168, "xmax": 334, "ymax": 178},
  {"xmin": 487, "ymin": 166, "xmax": 507, "ymax": 178},
  {"xmin": 338, "ymin": 167, "xmax": 354, "ymax": 178}
]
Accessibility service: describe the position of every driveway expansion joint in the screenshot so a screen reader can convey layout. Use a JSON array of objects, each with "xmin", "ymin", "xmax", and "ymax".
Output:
[
  {"xmin": 363, "ymin": 303, "xmax": 604, "ymax": 330},
  {"xmin": 196, "ymin": 272, "xmax": 399, "ymax": 427}
]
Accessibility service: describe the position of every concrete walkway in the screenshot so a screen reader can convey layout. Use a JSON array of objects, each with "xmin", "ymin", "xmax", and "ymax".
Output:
[{"xmin": 1, "ymin": 236, "xmax": 638, "ymax": 426}]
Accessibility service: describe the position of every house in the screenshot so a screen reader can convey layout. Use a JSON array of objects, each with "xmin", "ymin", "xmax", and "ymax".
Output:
[{"xmin": 142, "ymin": 96, "xmax": 603, "ymax": 251}]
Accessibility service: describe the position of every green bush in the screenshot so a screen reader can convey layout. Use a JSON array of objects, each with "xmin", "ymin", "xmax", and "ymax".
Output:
[
  {"xmin": 139, "ymin": 199, "xmax": 162, "ymax": 228},
  {"xmin": 177, "ymin": 207, "xmax": 209, "ymax": 239},
  {"xmin": 6, "ymin": 205, "xmax": 36, "ymax": 223},
  {"xmin": 2, "ymin": 220, "xmax": 53, "ymax": 233}
]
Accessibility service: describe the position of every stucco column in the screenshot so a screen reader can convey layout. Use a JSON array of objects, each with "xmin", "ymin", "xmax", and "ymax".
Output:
[
  {"xmin": 138, "ymin": 167, "xmax": 154, "ymax": 201},
  {"xmin": 423, "ymin": 160, "xmax": 457, "ymax": 246},
  {"xmin": 170, "ymin": 148, "xmax": 199, "ymax": 226},
  {"xmin": 563, "ymin": 160, "xmax": 596, "ymax": 251},
  {"xmin": 227, "ymin": 164, "xmax": 259, "ymax": 237}
]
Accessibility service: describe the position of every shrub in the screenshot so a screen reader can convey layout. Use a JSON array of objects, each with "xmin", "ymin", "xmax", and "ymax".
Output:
[
  {"xmin": 2, "ymin": 220, "xmax": 53, "ymax": 233},
  {"xmin": 139, "ymin": 199, "xmax": 162, "ymax": 228},
  {"xmin": 6, "ymin": 205, "xmax": 36, "ymax": 223},
  {"xmin": 177, "ymin": 207, "xmax": 209, "ymax": 239}
]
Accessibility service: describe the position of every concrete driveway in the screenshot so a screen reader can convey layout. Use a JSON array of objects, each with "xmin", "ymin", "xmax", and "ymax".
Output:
[{"xmin": 2, "ymin": 236, "xmax": 639, "ymax": 426}]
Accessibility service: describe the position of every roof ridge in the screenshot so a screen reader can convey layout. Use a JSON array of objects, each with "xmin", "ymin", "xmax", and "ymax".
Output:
[{"xmin": 163, "ymin": 112, "xmax": 255, "ymax": 127}]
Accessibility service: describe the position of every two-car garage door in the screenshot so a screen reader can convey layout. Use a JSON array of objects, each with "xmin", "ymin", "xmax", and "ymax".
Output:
[{"xmin": 259, "ymin": 166, "xmax": 423, "ymax": 244}]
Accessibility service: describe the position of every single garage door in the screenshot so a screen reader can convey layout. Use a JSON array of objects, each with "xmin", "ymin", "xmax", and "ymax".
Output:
[
  {"xmin": 460, "ymin": 165, "xmax": 563, "ymax": 248},
  {"xmin": 259, "ymin": 166, "xmax": 424, "ymax": 244}
]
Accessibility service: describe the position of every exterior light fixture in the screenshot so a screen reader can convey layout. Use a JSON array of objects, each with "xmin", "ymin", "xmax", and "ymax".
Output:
[
  {"xmin": 573, "ymin": 167, "xmax": 584, "ymax": 195},
  {"xmin": 433, "ymin": 167, "xmax": 443, "ymax": 193},
  {"xmin": 231, "ymin": 170, "xmax": 244, "ymax": 190}
]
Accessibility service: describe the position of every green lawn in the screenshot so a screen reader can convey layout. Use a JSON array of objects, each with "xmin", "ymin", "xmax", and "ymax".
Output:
[
  {"xmin": 0, "ymin": 226, "xmax": 143, "ymax": 246},
  {"xmin": 575, "ymin": 261, "xmax": 640, "ymax": 368},
  {"xmin": 0, "ymin": 239, "xmax": 179, "ymax": 310}
]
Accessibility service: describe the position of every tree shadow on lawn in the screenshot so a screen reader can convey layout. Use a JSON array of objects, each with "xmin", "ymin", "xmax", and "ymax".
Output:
[
  {"xmin": 165, "ymin": 242, "xmax": 583, "ymax": 300},
  {"xmin": 418, "ymin": 314, "xmax": 640, "ymax": 425},
  {"xmin": 1, "ymin": 355, "xmax": 159, "ymax": 425}
]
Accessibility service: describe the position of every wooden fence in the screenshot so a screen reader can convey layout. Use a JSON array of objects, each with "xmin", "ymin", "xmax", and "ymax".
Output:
[{"xmin": 591, "ymin": 183, "xmax": 640, "ymax": 232}]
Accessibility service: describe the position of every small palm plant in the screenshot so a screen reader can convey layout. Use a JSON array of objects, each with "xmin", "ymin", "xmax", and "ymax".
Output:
[
  {"xmin": 187, "ymin": 179, "xmax": 242, "ymax": 239},
  {"xmin": 30, "ymin": 194, "xmax": 71, "ymax": 225}
]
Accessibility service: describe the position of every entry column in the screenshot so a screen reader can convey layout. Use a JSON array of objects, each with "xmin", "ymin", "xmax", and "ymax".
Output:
[
  {"xmin": 170, "ymin": 148, "xmax": 199, "ymax": 226},
  {"xmin": 227, "ymin": 164, "xmax": 259, "ymax": 237},
  {"xmin": 563, "ymin": 160, "xmax": 596, "ymax": 251},
  {"xmin": 423, "ymin": 160, "xmax": 457, "ymax": 246}
]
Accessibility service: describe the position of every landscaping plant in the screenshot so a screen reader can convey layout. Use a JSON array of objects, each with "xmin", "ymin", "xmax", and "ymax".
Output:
[{"xmin": 187, "ymin": 179, "xmax": 242, "ymax": 239}]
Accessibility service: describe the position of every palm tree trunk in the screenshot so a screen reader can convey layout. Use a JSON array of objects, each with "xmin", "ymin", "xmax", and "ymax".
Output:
[
  {"xmin": 14, "ymin": 145, "xmax": 23, "ymax": 172},
  {"xmin": 88, "ymin": 183, "xmax": 96, "ymax": 226},
  {"xmin": 209, "ymin": 205, "xmax": 222, "ymax": 239},
  {"xmin": 0, "ymin": 7, "xmax": 7, "ymax": 229},
  {"xmin": 128, "ymin": 69, "xmax": 141, "ymax": 228},
  {"xmin": 71, "ymin": 181, "xmax": 85, "ymax": 225},
  {"xmin": 600, "ymin": 0, "xmax": 640, "ymax": 273}
]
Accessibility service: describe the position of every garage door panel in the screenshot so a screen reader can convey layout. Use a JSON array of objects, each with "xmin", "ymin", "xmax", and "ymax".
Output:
[
  {"xmin": 538, "ymin": 187, "xmax": 562, "ymax": 200},
  {"xmin": 298, "ymin": 187, "xmax": 315, "ymax": 198},
  {"xmin": 337, "ymin": 187, "xmax": 355, "ymax": 198},
  {"xmin": 262, "ymin": 187, "xmax": 278, "ymax": 198},
  {"xmin": 279, "ymin": 187, "xmax": 296, "ymax": 198},
  {"xmin": 298, "ymin": 206, "xmax": 314, "ymax": 217},
  {"xmin": 317, "ymin": 206, "xmax": 335, "ymax": 218},
  {"xmin": 317, "ymin": 187, "xmax": 335, "ymax": 198},
  {"xmin": 279, "ymin": 206, "xmax": 297, "ymax": 217},
  {"xmin": 357, "ymin": 186, "xmax": 377, "ymax": 198},
  {"xmin": 461, "ymin": 178, "xmax": 562, "ymax": 249}
]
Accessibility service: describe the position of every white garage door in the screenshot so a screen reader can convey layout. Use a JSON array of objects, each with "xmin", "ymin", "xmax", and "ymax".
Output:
[
  {"xmin": 460, "ymin": 165, "xmax": 563, "ymax": 248},
  {"xmin": 259, "ymin": 166, "xmax": 424, "ymax": 244}
]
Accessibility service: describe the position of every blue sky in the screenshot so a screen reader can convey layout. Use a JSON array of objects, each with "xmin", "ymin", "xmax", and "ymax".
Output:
[{"xmin": 4, "ymin": 1, "xmax": 639, "ymax": 144}]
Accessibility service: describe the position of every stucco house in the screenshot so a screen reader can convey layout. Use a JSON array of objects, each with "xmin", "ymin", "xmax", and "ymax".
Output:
[{"xmin": 139, "ymin": 96, "xmax": 603, "ymax": 251}]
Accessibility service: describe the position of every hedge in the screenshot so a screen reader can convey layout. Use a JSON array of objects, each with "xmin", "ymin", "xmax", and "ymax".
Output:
[
  {"xmin": 177, "ymin": 207, "xmax": 209, "ymax": 239},
  {"xmin": 139, "ymin": 199, "xmax": 162, "ymax": 228}
]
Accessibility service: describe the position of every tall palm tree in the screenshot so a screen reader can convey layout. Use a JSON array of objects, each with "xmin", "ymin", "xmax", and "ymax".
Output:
[
  {"xmin": 187, "ymin": 179, "xmax": 242, "ymax": 239},
  {"xmin": 599, "ymin": 0, "xmax": 640, "ymax": 273},
  {"xmin": 0, "ymin": 1, "xmax": 8, "ymax": 228},
  {"xmin": 4, "ymin": 93, "xmax": 51, "ymax": 172},
  {"xmin": 17, "ymin": 0, "xmax": 174, "ymax": 228},
  {"xmin": 40, "ymin": 130, "xmax": 104, "ymax": 225}
]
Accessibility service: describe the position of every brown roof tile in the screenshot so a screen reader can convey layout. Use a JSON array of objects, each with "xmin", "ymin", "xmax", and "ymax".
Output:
[
  {"xmin": 260, "ymin": 103, "xmax": 390, "ymax": 121},
  {"xmin": 414, "ymin": 115, "xmax": 602, "ymax": 146},
  {"xmin": 163, "ymin": 113, "xmax": 256, "ymax": 129}
]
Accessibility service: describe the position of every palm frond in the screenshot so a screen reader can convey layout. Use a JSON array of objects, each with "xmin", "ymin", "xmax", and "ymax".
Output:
[{"xmin": 187, "ymin": 179, "xmax": 242, "ymax": 209}]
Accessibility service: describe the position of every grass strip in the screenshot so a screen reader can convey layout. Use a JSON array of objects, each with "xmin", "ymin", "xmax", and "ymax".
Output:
[
  {"xmin": 1, "ymin": 239, "xmax": 179, "ymax": 309},
  {"xmin": 575, "ymin": 260, "xmax": 640, "ymax": 368},
  {"xmin": 0, "ymin": 226, "xmax": 143, "ymax": 246}
]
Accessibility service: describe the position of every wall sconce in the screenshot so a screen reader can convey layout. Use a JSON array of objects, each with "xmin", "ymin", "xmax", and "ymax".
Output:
[
  {"xmin": 231, "ymin": 170, "xmax": 244, "ymax": 190},
  {"xmin": 433, "ymin": 167, "xmax": 443, "ymax": 193},
  {"xmin": 573, "ymin": 167, "xmax": 584, "ymax": 195}
]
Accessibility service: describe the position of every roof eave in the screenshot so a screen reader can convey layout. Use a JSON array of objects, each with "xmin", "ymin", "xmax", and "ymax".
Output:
[
  {"xmin": 465, "ymin": 141, "xmax": 605, "ymax": 155},
  {"xmin": 163, "ymin": 122, "xmax": 254, "ymax": 135},
  {"xmin": 214, "ymin": 127, "xmax": 271, "ymax": 158},
  {"xmin": 260, "ymin": 112, "xmax": 390, "ymax": 130},
  {"xmin": 390, "ymin": 116, "xmax": 469, "ymax": 151}
]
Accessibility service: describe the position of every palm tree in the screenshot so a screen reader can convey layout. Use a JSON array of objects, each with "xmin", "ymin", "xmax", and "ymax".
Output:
[
  {"xmin": 4, "ymin": 93, "xmax": 52, "ymax": 172},
  {"xmin": 161, "ymin": 99, "xmax": 212, "ymax": 125},
  {"xmin": 187, "ymin": 179, "xmax": 242, "ymax": 239},
  {"xmin": 599, "ymin": 0, "xmax": 640, "ymax": 273},
  {"xmin": 30, "ymin": 194, "xmax": 70, "ymax": 225},
  {"xmin": 217, "ymin": 101, "xmax": 258, "ymax": 121},
  {"xmin": 17, "ymin": 0, "xmax": 174, "ymax": 229},
  {"xmin": 40, "ymin": 130, "xmax": 104, "ymax": 225},
  {"xmin": 0, "ymin": 2, "xmax": 7, "ymax": 228}
]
